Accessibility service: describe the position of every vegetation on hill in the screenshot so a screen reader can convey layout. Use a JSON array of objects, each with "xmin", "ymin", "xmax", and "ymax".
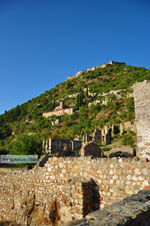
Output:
[{"xmin": 0, "ymin": 63, "xmax": 150, "ymax": 155}]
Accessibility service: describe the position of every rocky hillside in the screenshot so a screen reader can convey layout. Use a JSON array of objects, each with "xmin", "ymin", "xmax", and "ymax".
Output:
[{"xmin": 0, "ymin": 61, "xmax": 150, "ymax": 154}]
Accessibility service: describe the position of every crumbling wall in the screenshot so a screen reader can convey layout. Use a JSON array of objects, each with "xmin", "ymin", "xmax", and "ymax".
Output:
[
  {"xmin": 50, "ymin": 138, "xmax": 72, "ymax": 154},
  {"xmin": 0, "ymin": 157, "xmax": 149, "ymax": 225},
  {"xmin": 43, "ymin": 107, "xmax": 74, "ymax": 117},
  {"xmin": 67, "ymin": 61, "xmax": 125, "ymax": 80},
  {"xmin": 133, "ymin": 80, "xmax": 150, "ymax": 160},
  {"xmin": 80, "ymin": 142, "xmax": 102, "ymax": 157},
  {"xmin": 43, "ymin": 138, "xmax": 82, "ymax": 155}
]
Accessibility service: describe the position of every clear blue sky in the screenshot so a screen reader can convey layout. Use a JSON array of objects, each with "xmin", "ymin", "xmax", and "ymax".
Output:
[{"xmin": 0, "ymin": 0, "xmax": 150, "ymax": 115}]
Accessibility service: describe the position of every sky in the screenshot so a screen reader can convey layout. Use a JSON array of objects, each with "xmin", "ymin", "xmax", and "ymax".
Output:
[{"xmin": 0, "ymin": 0, "xmax": 150, "ymax": 115}]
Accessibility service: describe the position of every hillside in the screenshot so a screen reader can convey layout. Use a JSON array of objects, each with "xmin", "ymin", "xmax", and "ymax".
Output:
[{"xmin": 1, "ymin": 61, "xmax": 150, "ymax": 154}]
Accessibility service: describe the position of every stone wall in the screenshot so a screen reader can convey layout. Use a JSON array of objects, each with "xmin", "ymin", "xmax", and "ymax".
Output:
[
  {"xmin": 43, "ymin": 138, "xmax": 82, "ymax": 155},
  {"xmin": 71, "ymin": 190, "xmax": 150, "ymax": 225},
  {"xmin": 43, "ymin": 107, "xmax": 74, "ymax": 118},
  {"xmin": 67, "ymin": 61, "xmax": 125, "ymax": 80},
  {"xmin": 0, "ymin": 157, "xmax": 149, "ymax": 225},
  {"xmin": 109, "ymin": 60, "xmax": 125, "ymax": 65},
  {"xmin": 133, "ymin": 80, "xmax": 150, "ymax": 160},
  {"xmin": 81, "ymin": 142, "xmax": 103, "ymax": 157}
]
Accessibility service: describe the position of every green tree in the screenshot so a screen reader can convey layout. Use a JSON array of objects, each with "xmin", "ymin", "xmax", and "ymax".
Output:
[
  {"xmin": 10, "ymin": 134, "xmax": 42, "ymax": 156},
  {"xmin": 0, "ymin": 146, "xmax": 8, "ymax": 154},
  {"xmin": 76, "ymin": 91, "xmax": 84, "ymax": 108},
  {"xmin": 53, "ymin": 100, "xmax": 56, "ymax": 109},
  {"xmin": 0, "ymin": 125, "xmax": 12, "ymax": 139}
]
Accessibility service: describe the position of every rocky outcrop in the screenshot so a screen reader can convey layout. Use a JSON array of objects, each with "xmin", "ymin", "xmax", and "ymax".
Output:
[{"xmin": 65, "ymin": 190, "xmax": 150, "ymax": 225}]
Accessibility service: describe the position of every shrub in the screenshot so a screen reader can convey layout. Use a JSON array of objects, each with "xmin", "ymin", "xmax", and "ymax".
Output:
[
  {"xmin": 102, "ymin": 147, "xmax": 112, "ymax": 152},
  {"xmin": 74, "ymin": 149, "xmax": 80, "ymax": 156},
  {"xmin": 126, "ymin": 97, "xmax": 134, "ymax": 112},
  {"xmin": 0, "ymin": 146, "xmax": 9, "ymax": 154},
  {"xmin": 10, "ymin": 134, "xmax": 42, "ymax": 156},
  {"xmin": 121, "ymin": 134, "xmax": 134, "ymax": 146}
]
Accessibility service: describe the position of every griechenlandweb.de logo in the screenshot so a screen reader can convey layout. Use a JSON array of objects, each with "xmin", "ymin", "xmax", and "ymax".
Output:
[{"xmin": 0, "ymin": 155, "xmax": 38, "ymax": 164}]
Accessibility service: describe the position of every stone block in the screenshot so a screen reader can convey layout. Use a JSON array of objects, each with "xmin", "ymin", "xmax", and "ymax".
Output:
[{"xmin": 144, "ymin": 186, "xmax": 150, "ymax": 190}]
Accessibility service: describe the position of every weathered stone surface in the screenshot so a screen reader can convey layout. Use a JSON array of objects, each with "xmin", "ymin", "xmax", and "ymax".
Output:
[
  {"xmin": 43, "ymin": 100, "xmax": 74, "ymax": 118},
  {"xmin": 133, "ymin": 80, "xmax": 150, "ymax": 160},
  {"xmin": 43, "ymin": 138, "xmax": 82, "ymax": 155},
  {"xmin": 80, "ymin": 142, "xmax": 103, "ymax": 157},
  {"xmin": 0, "ymin": 157, "xmax": 149, "ymax": 225},
  {"xmin": 67, "ymin": 190, "xmax": 150, "ymax": 226}
]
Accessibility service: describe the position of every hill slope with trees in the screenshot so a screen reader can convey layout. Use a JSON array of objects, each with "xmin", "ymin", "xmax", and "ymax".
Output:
[{"xmin": 0, "ymin": 62, "xmax": 150, "ymax": 155}]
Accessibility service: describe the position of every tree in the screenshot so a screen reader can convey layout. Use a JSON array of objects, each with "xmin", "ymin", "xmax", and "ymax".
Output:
[
  {"xmin": 0, "ymin": 146, "xmax": 8, "ymax": 154},
  {"xmin": 76, "ymin": 91, "xmax": 84, "ymax": 108},
  {"xmin": 10, "ymin": 134, "xmax": 42, "ymax": 156},
  {"xmin": 0, "ymin": 125, "xmax": 12, "ymax": 139},
  {"xmin": 53, "ymin": 100, "xmax": 56, "ymax": 109}
]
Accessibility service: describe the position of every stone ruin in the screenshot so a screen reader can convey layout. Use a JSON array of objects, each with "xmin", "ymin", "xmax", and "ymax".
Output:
[
  {"xmin": 69, "ymin": 190, "xmax": 150, "ymax": 226},
  {"xmin": 52, "ymin": 118, "xmax": 60, "ymax": 126},
  {"xmin": 43, "ymin": 138, "xmax": 82, "ymax": 156},
  {"xmin": 109, "ymin": 60, "xmax": 125, "ymax": 65},
  {"xmin": 83, "ymin": 127, "xmax": 112, "ymax": 146},
  {"xmin": 0, "ymin": 157, "xmax": 149, "ymax": 225},
  {"xmin": 80, "ymin": 142, "xmax": 103, "ymax": 157},
  {"xmin": 43, "ymin": 100, "xmax": 74, "ymax": 118},
  {"xmin": 44, "ymin": 122, "xmax": 136, "ymax": 158},
  {"xmin": 82, "ymin": 133, "xmax": 92, "ymax": 144},
  {"xmin": 133, "ymin": 80, "xmax": 150, "ymax": 160},
  {"xmin": 67, "ymin": 60, "xmax": 126, "ymax": 80},
  {"xmin": 41, "ymin": 80, "xmax": 150, "ymax": 160},
  {"xmin": 1, "ymin": 80, "xmax": 150, "ymax": 225},
  {"xmin": 43, "ymin": 137, "xmax": 103, "ymax": 158}
]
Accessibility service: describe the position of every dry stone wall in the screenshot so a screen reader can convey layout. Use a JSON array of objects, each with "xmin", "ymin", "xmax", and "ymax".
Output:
[{"xmin": 0, "ymin": 157, "xmax": 149, "ymax": 225}]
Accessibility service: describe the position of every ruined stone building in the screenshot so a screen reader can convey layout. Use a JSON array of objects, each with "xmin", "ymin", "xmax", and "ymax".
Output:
[
  {"xmin": 133, "ymin": 80, "xmax": 150, "ymax": 160},
  {"xmin": 108, "ymin": 60, "xmax": 125, "ymax": 65},
  {"xmin": 43, "ymin": 138, "xmax": 82, "ymax": 155},
  {"xmin": 43, "ymin": 100, "xmax": 74, "ymax": 118},
  {"xmin": 42, "ymin": 80, "xmax": 150, "ymax": 160},
  {"xmin": 67, "ymin": 60, "xmax": 126, "ymax": 80},
  {"xmin": 0, "ymin": 157, "xmax": 149, "ymax": 225}
]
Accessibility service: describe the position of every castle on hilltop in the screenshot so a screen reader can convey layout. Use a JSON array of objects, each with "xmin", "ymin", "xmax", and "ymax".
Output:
[
  {"xmin": 1, "ymin": 80, "xmax": 150, "ymax": 225},
  {"xmin": 67, "ymin": 60, "xmax": 126, "ymax": 80}
]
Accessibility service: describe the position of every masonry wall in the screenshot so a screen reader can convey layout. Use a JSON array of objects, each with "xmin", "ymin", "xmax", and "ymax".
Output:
[
  {"xmin": 43, "ymin": 107, "xmax": 73, "ymax": 117},
  {"xmin": 43, "ymin": 138, "xmax": 82, "ymax": 154},
  {"xmin": 50, "ymin": 138, "xmax": 72, "ymax": 153},
  {"xmin": 0, "ymin": 157, "xmax": 149, "ymax": 225},
  {"xmin": 133, "ymin": 80, "xmax": 150, "ymax": 160}
]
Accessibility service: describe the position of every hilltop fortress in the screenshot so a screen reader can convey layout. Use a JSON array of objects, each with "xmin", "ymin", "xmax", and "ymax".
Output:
[
  {"xmin": 43, "ymin": 61, "xmax": 126, "ymax": 118},
  {"xmin": 67, "ymin": 60, "xmax": 125, "ymax": 80},
  {"xmin": 0, "ymin": 80, "xmax": 150, "ymax": 225},
  {"xmin": 42, "ymin": 78, "xmax": 150, "ymax": 160}
]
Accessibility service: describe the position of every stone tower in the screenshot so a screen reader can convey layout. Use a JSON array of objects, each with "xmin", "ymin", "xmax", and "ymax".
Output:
[{"xmin": 133, "ymin": 80, "xmax": 150, "ymax": 160}]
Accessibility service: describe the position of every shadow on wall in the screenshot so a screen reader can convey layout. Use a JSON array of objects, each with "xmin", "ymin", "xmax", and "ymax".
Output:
[
  {"xmin": 82, "ymin": 179, "xmax": 100, "ymax": 217},
  {"xmin": 38, "ymin": 155, "xmax": 51, "ymax": 167},
  {"xmin": 0, "ymin": 222, "xmax": 20, "ymax": 226},
  {"xmin": 109, "ymin": 150, "xmax": 136, "ymax": 158},
  {"xmin": 130, "ymin": 209, "xmax": 150, "ymax": 226},
  {"xmin": 38, "ymin": 153, "xmax": 76, "ymax": 168}
]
